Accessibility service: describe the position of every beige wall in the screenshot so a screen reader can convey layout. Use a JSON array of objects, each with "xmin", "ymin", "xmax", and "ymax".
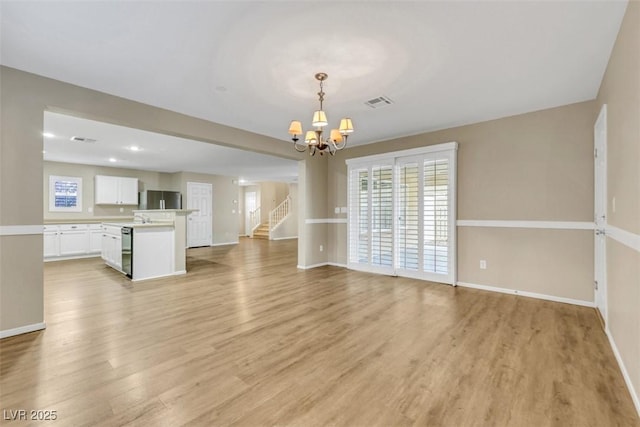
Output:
[
  {"xmin": 458, "ymin": 227, "xmax": 594, "ymax": 300},
  {"xmin": 596, "ymin": 0, "xmax": 640, "ymax": 410},
  {"xmin": 42, "ymin": 162, "xmax": 242, "ymax": 245},
  {"xmin": 0, "ymin": 66, "xmax": 302, "ymax": 333},
  {"xmin": 43, "ymin": 161, "xmax": 170, "ymax": 220},
  {"xmin": 298, "ymin": 158, "xmax": 329, "ymax": 267},
  {"xmin": 259, "ymin": 181, "xmax": 290, "ymax": 224},
  {"xmin": 327, "ymin": 100, "xmax": 597, "ymax": 302},
  {"xmin": 332, "ymin": 100, "xmax": 596, "ymax": 222},
  {"xmin": 176, "ymin": 172, "xmax": 240, "ymax": 245}
]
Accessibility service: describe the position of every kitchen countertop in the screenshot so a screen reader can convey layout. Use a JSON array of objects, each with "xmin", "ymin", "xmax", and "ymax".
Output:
[
  {"xmin": 44, "ymin": 217, "xmax": 134, "ymax": 225},
  {"xmin": 102, "ymin": 221, "xmax": 174, "ymax": 229},
  {"xmin": 133, "ymin": 209, "xmax": 197, "ymax": 213}
]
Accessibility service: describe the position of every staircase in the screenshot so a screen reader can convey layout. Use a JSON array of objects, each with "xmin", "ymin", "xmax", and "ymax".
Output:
[
  {"xmin": 249, "ymin": 194, "xmax": 292, "ymax": 240},
  {"xmin": 252, "ymin": 223, "xmax": 270, "ymax": 240}
]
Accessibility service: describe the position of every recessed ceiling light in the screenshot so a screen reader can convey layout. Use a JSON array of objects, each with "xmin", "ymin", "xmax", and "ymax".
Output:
[
  {"xmin": 239, "ymin": 179, "xmax": 246, "ymax": 184},
  {"xmin": 108, "ymin": 157, "xmax": 117, "ymax": 163},
  {"xmin": 42, "ymin": 150, "xmax": 46, "ymax": 154},
  {"xmin": 130, "ymin": 145, "xmax": 141, "ymax": 151},
  {"xmin": 43, "ymin": 132, "xmax": 55, "ymax": 138}
]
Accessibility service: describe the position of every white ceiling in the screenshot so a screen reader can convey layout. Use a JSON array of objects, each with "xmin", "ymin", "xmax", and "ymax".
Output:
[
  {"xmin": 42, "ymin": 112, "xmax": 298, "ymax": 184},
  {"xmin": 1, "ymin": 1, "xmax": 628, "ymax": 152}
]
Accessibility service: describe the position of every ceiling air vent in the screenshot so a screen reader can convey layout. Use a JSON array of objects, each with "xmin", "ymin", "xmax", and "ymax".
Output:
[
  {"xmin": 364, "ymin": 95, "xmax": 393, "ymax": 109},
  {"xmin": 70, "ymin": 136, "xmax": 97, "ymax": 143}
]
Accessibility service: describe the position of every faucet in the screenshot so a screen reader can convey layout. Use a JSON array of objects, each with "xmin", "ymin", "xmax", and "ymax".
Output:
[{"xmin": 134, "ymin": 213, "xmax": 151, "ymax": 224}]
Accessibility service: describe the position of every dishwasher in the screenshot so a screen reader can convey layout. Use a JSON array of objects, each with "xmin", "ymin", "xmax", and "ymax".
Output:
[{"xmin": 121, "ymin": 227, "xmax": 133, "ymax": 278}]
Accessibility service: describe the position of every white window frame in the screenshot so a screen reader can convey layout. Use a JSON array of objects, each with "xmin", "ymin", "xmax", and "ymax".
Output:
[
  {"xmin": 49, "ymin": 175, "xmax": 83, "ymax": 212},
  {"xmin": 346, "ymin": 142, "xmax": 457, "ymax": 285}
]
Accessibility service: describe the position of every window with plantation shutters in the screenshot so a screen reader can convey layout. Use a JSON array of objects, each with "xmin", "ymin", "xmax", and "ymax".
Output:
[{"xmin": 347, "ymin": 143, "xmax": 457, "ymax": 285}]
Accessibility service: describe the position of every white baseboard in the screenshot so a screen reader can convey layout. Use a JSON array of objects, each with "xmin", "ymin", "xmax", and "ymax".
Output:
[
  {"xmin": 173, "ymin": 270, "xmax": 187, "ymax": 276},
  {"xmin": 327, "ymin": 262, "xmax": 347, "ymax": 268},
  {"xmin": 210, "ymin": 241, "xmax": 239, "ymax": 247},
  {"xmin": 297, "ymin": 262, "xmax": 347, "ymax": 270},
  {"xmin": 456, "ymin": 281, "xmax": 595, "ymax": 307},
  {"xmin": 606, "ymin": 327, "xmax": 640, "ymax": 417},
  {"xmin": 297, "ymin": 263, "xmax": 328, "ymax": 270},
  {"xmin": 131, "ymin": 272, "xmax": 180, "ymax": 282},
  {"xmin": 0, "ymin": 322, "xmax": 46, "ymax": 339},
  {"xmin": 271, "ymin": 236, "xmax": 298, "ymax": 241}
]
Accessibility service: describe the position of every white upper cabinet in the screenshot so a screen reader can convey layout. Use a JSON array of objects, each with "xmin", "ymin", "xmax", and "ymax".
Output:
[
  {"xmin": 118, "ymin": 177, "xmax": 139, "ymax": 204},
  {"xmin": 95, "ymin": 175, "xmax": 138, "ymax": 205}
]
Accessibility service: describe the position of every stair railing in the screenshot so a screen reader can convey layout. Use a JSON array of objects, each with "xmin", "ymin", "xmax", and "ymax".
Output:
[
  {"xmin": 268, "ymin": 195, "xmax": 291, "ymax": 238},
  {"xmin": 249, "ymin": 206, "xmax": 261, "ymax": 238}
]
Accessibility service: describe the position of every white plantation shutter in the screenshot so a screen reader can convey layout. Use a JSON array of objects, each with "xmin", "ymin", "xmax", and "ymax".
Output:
[
  {"xmin": 396, "ymin": 161, "xmax": 420, "ymax": 271},
  {"xmin": 348, "ymin": 162, "xmax": 394, "ymax": 275},
  {"xmin": 371, "ymin": 166, "xmax": 393, "ymax": 268},
  {"xmin": 347, "ymin": 143, "xmax": 456, "ymax": 284},
  {"xmin": 349, "ymin": 168, "xmax": 369, "ymax": 264},
  {"xmin": 423, "ymin": 158, "xmax": 450, "ymax": 276}
]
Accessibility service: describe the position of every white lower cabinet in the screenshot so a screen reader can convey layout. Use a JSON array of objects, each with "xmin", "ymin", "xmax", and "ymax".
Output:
[
  {"xmin": 101, "ymin": 225, "xmax": 123, "ymax": 271},
  {"xmin": 59, "ymin": 225, "xmax": 88, "ymax": 256},
  {"xmin": 132, "ymin": 226, "xmax": 174, "ymax": 280},
  {"xmin": 43, "ymin": 226, "xmax": 59, "ymax": 258},
  {"xmin": 44, "ymin": 223, "xmax": 106, "ymax": 260},
  {"xmin": 89, "ymin": 225, "xmax": 103, "ymax": 253}
]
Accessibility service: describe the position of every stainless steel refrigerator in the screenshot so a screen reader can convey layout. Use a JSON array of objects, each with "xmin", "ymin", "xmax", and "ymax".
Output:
[{"xmin": 138, "ymin": 190, "xmax": 182, "ymax": 210}]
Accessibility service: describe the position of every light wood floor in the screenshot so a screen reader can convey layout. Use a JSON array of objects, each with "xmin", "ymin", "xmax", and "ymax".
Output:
[{"xmin": 1, "ymin": 238, "xmax": 638, "ymax": 426}]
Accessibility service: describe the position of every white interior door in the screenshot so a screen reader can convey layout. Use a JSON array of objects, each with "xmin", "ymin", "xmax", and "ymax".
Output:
[
  {"xmin": 187, "ymin": 182, "xmax": 212, "ymax": 248},
  {"xmin": 245, "ymin": 191, "xmax": 257, "ymax": 236},
  {"xmin": 594, "ymin": 104, "xmax": 608, "ymax": 325}
]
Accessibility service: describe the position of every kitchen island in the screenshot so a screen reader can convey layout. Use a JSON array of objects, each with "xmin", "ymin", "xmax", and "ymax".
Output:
[
  {"xmin": 101, "ymin": 222, "xmax": 175, "ymax": 281},
  {"xmin": 101, "ymin": 209, "xmax": 196, "ymax": 281}
]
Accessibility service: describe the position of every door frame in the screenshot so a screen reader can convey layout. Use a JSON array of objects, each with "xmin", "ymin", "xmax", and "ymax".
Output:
[
  {"xmin": 594, "ymin": 104, "xmax": 608, "ymax": 326},
  {"xmin": 346, "ymin": 142, "xmax": 458, "ymax": 285}
]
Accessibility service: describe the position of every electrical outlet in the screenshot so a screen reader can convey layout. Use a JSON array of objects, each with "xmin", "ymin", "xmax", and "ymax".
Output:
[
  {"xmin": 320, "ymin": 245, "xmax": 324, "ymax": 252},
  {"xmin": 480, "ymin": 260, "xmax": 487, "ymax": 269},
  {"xmin": 334, "ymin": 207, "xmax": 340, "ymax": 214},
  {"xmin": 119, "ymin": 207, "xmax": 124, "ymax": 213}
]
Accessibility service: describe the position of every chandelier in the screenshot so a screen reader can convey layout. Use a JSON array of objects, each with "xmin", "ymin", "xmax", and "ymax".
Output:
[{"xmin": 288, "ymin": 72, "xmax": 354, "ymax": 156}]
